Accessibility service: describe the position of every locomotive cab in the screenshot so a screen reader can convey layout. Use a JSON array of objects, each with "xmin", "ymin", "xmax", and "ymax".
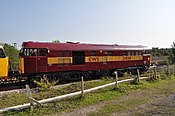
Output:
[
  {"xmin": 143, "ymin": 50, "xmax": 151, "ymax": 68},
  {"xmin": 19, "ymin": 47, "xmax": 48, "ymax": 76},
  {"xmin": 0, "ymin": 45, "xmax": 9, "ymax": 78}
]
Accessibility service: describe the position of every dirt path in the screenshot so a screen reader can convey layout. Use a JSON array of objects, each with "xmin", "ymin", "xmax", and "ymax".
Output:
[
  {"xmin": 54, "ymin": 80, "xmax": 175, "ymax": 116},
  {"xmin": 120, "ymin": 92, "xmax": 175, "ymax": 116}
]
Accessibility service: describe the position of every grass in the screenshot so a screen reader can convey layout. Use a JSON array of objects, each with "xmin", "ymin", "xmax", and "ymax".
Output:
[
  {"xmin": 1, "ymin": 74, "xmax": 175, "ymax": 116},
  {"xmin": 87, "ymin": 76, "xmax": 175, "ymax": 116},
  {"xmin": 88, "ymin": 98, "xmax": 148, "ymax": 116}
]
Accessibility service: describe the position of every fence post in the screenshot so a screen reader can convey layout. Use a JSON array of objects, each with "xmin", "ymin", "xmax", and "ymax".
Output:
[
  {"xmin": 25, "ymin": 85, "xmax": 34, "ymax": 113},
  {"xmin": 154, "ymin": 67, "xmax": 157, "ymax": 79},
  {"xmin": 137, "ymin": 69, "xmax": 140, "ymax": 83},
  {"xmin": 81, "ymin": 76, "xmax": 84, "ymax": 97},
  {"xmin": 114, "ymin": 71, "xmax": 118, "ymax": 87},
  {"xmin": 129, "ymin": 71, "xmax": 132, "ymax": 78},
  {"xmin": 166, "ymin": 65, "xmax": 169, "ymax": 77}
]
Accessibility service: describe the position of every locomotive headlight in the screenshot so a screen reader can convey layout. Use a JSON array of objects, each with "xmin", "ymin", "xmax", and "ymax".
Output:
[
  {"xmin": 148, "ymin": 57, "xmax": 150, "ymax": 60},
  {"xmin": 48, "ymin": 49, "xmax": 50, "ymax": 53}
]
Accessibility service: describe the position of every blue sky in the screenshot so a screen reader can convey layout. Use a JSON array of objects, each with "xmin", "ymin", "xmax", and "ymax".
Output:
[{"xmin": 0, "ymin": 0, "xmax": 175, "ymax": 48}]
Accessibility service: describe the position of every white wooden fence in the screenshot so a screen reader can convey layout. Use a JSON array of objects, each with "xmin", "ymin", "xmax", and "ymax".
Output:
[{"xmin": 0, "ymin": 69, "xmax": 152, "ymax": 113}]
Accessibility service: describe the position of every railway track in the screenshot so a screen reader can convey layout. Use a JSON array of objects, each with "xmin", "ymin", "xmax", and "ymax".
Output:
[{"xmin": 0, "ymin": 80, "xmax": 27, "ymax": 91}]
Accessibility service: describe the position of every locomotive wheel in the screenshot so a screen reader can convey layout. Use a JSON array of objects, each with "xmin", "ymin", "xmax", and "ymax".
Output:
[
  {"xmin": 50, "ymin": 75, "xmax": 60, "ymax": 83},
  {"xmin": 82, "ymin": 72, "xmax": 91, "ymax": 80},
  {"xmin": 102, "ymin": 70, "xmax": 110, "ymax": 77}
]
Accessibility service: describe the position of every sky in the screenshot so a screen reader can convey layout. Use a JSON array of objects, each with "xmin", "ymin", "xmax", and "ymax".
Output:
[{"xmin": 0, "ymin": 0, "xmax": 175, "ymax": 49}]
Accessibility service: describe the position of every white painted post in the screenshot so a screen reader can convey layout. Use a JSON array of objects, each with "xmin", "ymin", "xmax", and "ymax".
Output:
[
  {"xmin": 137, "ymin": 69, "xmax": 140, "ymax": 83},
  {"xmin": 81, "ymin": 76, "xmax": 84, "ymax": 97},
  {"xmin": 25, "ymin": 85, "xmax": 34, "ymax": 113},
  {"xmin": 129, "ymin": 71, "xmax": 132, "ymax": 78},
  {"xmin": 167, "ymin": 65, "xmax": 169, "ymax": 76},
  {"xmin": 166, "ymin": 65, "xmax": 169, "ymax": 77},
  {"xmin": 154, "ymin": 66, "xmax": 157, "ymax": 79},
  {"xmin": 114, "ymin": 71, "xmax": 118, "ymax": 87}
]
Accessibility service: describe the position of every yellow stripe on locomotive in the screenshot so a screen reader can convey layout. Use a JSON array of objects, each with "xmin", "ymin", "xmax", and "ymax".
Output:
[
  {"xmin": 85, "ymin": 56, "xmax": 143, "ymax": 63},
  {"xmin": 48, "ymin": 57, "xmax": 72, "ymax": 64},
  {"xmin": 47, "ymin": 55, "xmax": 143, "ymax": 65}
]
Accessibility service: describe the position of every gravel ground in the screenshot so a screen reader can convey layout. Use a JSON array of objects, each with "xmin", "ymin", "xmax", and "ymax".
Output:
[
  {"xmin": 56, "ymin": 80, "xmax": 175, "ymax": 116},
  {"xmin": 132, "ymin": 93, "xmax": 175, "ymax": 116}
]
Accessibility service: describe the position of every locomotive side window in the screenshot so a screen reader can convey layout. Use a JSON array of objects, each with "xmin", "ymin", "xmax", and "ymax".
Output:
[
  {"xmin": 139, "ymin": 51, "xmax": 142, "ymax": 55},
  {"xmin": 23, "ymin": 48, "xmax": 37, "ymax": 56},
  {"xmin": 58, "ymin": 51, "xmax": 70, "ymax": 57},
  {"xmin": 144, "ymin": 50, "xmax": 150, "ymax": 54},
  {"xmin": 131, "ymin": 51, "xmax": 135, "ymax": 56},
  {"xmin": 23, "ymin": 48, "xmax": 47, "ymax": 56},
  {"xmin": 0, "ymin": 49, "xmax": 6, "ymax": 58},
  {"xmin": 58, "ymin": 51, "xmax": 64, "ymax": 57},
  {"xmin": 23, "ymin": 49, "xmax": 30, "ymax": 56},
  {"xmin": 123, "ymin": 51, "xmax": 127, "ymax": 56},
  {"xmin": 30, "ymin": 49, "xmax": 37, "ymax": 56},
  {"xmin": 38, "ymin": 49, "xmax": 47, "ymax": 56},
  {"xmin": 107, "ymin": 51, "xmax": 113, "ymax": 56},
  {"xmin": 90, "ymin": 51, "xmax": 97, "ymax": 56},
  {"xmin": 135, "ymin": 51, "xmax": 139, "ymax": 55},
  {"xmin": 127, "ymin": 51, "xmax": 131, "ymax": 56},
  {"xmin": 64, "ymin": 51, "xmax": 70, "ymax": 57}
]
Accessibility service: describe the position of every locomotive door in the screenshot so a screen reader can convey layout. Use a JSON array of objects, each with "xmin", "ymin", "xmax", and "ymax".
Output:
[
  {"xmin": 36, "ymin": 48, "xmax": 47, "ymax": 72},
  {"xmin": 72, "ymin": 51, "xmax": 85, "ymax": 65}
]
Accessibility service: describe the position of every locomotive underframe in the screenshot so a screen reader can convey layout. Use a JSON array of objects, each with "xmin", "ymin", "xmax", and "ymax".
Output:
[{"xmin": 25, "ymin": 65, "xmax": 149, "ymax": 83}]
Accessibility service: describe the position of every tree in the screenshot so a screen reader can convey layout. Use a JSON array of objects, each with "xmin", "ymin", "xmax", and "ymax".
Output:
[
  {"xmin": 52, "ymin": 40, "xmax": 60, "ymax": 43},
  {"xmin": 4, "ymin": 43, "xmax": 19, "ymax": 62}
]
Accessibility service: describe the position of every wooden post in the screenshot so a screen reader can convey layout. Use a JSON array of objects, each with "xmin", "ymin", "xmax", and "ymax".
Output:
[
  {"xmin": 152, "ymin": 70, "xmax": 154, "ymax": 80},
  {"xmin": 166, "ymin": 65, "xmax": 169, "ymax": 77},
  {"xmin": 81, "ymin": 76, "xmax": 84, "ymax": 97},
  {"xmin": 25, "ymin": 85, "xmax": 43, "ymax": 112},
  {"xmin": 154, "ymin": 67, "xmax": 157, "ymax": 79},
  {"xmin": 114, "ymin": 71, "xmax": 118, "ymax": 87},
  {"xmin": 129, "ymin": 71, "xmax": 132, "ymax": 78},
  {"xmin": 25, "ymin": 85, "xmax": 34, "ymax": 113},
  {"xmin": 137, "ymin": 69, "xmax": 140, "ymax": 83}
]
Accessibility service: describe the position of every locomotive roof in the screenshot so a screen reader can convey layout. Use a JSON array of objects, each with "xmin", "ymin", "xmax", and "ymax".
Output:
[{"xmin": 22, "ymin": 41, "xmax": 147, "ymax": 51}]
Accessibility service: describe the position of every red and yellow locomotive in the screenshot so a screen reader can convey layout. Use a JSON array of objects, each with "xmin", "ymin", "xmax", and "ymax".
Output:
[{"xmin": 18, "ymin": 41, "xmax": 151, "ymax": 81}]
